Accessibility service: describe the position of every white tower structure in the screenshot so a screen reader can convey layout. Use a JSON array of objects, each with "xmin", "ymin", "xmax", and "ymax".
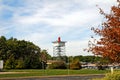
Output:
[{"xmin": 52, "ymin": 37, "xmax": 66, "ymax": 61}]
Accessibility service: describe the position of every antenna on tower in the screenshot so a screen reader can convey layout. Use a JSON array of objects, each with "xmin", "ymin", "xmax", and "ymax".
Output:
[{"xmin": 58, "ymin": 37, "xmax": 61, "ymax": 43}]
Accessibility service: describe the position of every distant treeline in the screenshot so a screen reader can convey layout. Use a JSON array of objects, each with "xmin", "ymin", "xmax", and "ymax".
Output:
[
  {"xmin": 69, "ymin": 55, "xmax": 101, "ymax": 63},
  {"xmin": 52, "ymin": 55, "xmax": 102, "ymax": 63}
]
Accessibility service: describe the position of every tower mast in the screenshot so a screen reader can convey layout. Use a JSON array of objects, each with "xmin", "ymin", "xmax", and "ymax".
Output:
[{"xmin": 52, "ymin": 37, "xmax": 66, "ymax": 61}]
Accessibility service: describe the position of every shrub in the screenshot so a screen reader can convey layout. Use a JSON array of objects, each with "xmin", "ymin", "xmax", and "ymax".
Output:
[
  {"xmin": 15, "ymin": 59, "xmax": 24, "ymax": 69},
  {"xmin": 70, "ymin": 60, "xmax": 82, "ymax": 70},
  {"xmin": 96, "ymin": 64, "xmax": 105, "ymax": 70},
  {"xmin": 92, "ymin": 71, "xmax": 120, "ymax": 80},
  {"xmin": 48, "ymin": 61, "xmax": 67, "ymax": 69},
  {"xmin": 103, "ymin": 71, "xmax": 120, "ymax": 80},
  {"xmin": 4, "ymin": 57, "xmax": 15, "ymax": 69}
]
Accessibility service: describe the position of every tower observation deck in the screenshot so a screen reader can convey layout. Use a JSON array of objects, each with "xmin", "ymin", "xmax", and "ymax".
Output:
[{"xmin": 52, "ymin": 37, "xmax": 66, "ymax": 61}]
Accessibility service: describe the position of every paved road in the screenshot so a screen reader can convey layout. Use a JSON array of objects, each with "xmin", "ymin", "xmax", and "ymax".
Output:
[{"xmin": 2, "ymin": 75, "xmax": 104, "ymax": 80}]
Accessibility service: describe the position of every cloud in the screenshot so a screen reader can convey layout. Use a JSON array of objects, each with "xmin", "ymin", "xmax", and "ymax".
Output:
[
  {"xmin": 0, "ymin": 26, "xmax": 9, "ymax": 36},
  {"xmin": 14, "ymin": 1, "xmax": 98, "ymax": 26},
  {"xmin": 0, "ymin": 0, "xmax": 117, "ymax": 56}
]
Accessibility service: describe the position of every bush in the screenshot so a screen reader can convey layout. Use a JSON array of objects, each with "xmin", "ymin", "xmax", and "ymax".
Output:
[
  {"xmin": 70, "ymin": 60, "xmax": 82, "ymax": 70},
  {"xmin": 103, "ymin": 71, "xmax": 120, "ymax": 80},
  {"xmin": 96, "ymin": 64, "xmax": 105, "ymax": 70},
  {"xmin": 92, "ymin": 71, "xmax": 120, "ymax": 80},
  {"xmin": 48, "ymin": 61, "xmax": 67, "ymax": 69},
  {"xmin": 15, "ymin": 59, "xmax": 24, "ymax": 69},
  {"xmin": 4, "ymin": 57, "xmax": 15, "ymax": 69}
]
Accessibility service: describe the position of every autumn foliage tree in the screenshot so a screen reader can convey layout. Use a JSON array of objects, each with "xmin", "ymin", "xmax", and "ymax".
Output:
[{"xmin": 86, "ymin": 0, "xmax": 120, "ymax": 63}]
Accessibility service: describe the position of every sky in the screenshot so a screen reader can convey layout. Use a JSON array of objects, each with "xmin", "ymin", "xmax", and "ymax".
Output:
[{"xmin": 0, "ymin": 0, "xmax": 117, "ymax": 56}]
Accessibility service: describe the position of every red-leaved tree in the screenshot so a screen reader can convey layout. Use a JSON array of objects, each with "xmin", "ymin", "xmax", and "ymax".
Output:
[{"xmin": 86, "ymin": 0, "xmax": 120, "ymax": 63}]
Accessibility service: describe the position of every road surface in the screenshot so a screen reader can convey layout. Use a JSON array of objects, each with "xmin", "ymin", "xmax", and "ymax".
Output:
[{"xmin": 1, "ymin": 74, "xmax": 104, "ymax": 80}]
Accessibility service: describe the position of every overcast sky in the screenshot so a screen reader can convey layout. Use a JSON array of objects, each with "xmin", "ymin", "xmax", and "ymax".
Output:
[{"xmin": 0, "ymin": 0, "xmax": 117, "ymax": 56}]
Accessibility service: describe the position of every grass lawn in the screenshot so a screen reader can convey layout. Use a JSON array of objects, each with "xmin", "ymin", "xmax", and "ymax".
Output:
[{"xmin": 0, "ymin": 69, "xmax": 111, "ymax": 79}]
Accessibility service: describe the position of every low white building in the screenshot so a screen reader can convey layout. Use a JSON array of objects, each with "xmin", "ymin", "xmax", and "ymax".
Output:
[{"xmin": 0, "ymin": 60, "xmax": 3, "ymax": 70}]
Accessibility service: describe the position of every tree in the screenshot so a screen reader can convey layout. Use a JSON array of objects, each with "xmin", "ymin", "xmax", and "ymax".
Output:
[
  {"xmin": 72, "ymin": 55, "xmax": 101, "ymax": 63},
  {"xmin": 0, "ymin": 36, "xmax": 7, "ymax": 60},
  {"xmin": 86, "ymin": 0, "xmax": 120, "ymax": 63},
  {"xmin": 0, "ymin": 36, "xmax": 49, "ymax": 69}
]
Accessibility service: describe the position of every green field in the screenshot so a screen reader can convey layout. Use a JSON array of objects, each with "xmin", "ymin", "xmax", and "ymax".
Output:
[{"xmin": 0, "ymin": 69, "xmax": 111, "ymax": 79}]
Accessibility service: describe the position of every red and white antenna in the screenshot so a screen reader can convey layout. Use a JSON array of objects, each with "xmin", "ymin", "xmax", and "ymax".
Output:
[{"xmin": 58, "ymin": 37, "xmax": 61, "ymax": 43}]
